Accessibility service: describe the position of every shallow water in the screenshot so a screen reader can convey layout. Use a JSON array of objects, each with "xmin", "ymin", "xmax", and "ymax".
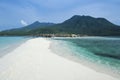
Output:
[
  {"xmin": 0, "ymin": 36, "xmax": 30, "ymax": 57},
  {"xmin": 50, "ymin": 37, "xmax": 120, "ymax": 78}
]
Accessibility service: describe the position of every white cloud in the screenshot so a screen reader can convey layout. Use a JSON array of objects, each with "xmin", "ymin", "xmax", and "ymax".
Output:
[
  {"xmin": 0, "ymin": 0, "xmax": 120, "ymax": 28},
  {"xmin": 21, "ymin": 20, "xmax": 28, "ymax": 26}
]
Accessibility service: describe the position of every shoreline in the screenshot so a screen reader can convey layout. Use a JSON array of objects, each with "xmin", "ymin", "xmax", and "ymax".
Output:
[
  {"xmin": 0, "ymin": 37, "xmax": 30, "ymax": 58},
  {"xmin": 49, "ymin": 39, "xmax": 120, "ymax": 79},
  {"xmin": 0, "ymin": 38, "xmax": 118, "ymax": 80},
  {"xmin": 49, "ymin": 38, "xmax": 120, "ymax": 79}
]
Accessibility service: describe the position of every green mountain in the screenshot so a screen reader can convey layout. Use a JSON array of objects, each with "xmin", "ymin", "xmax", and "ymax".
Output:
[
  {"xmin": 23, "ymin": 21, "xmax": 54, "ymax": 30},
  {"xmin": 29, "ymin": 15, "xmax": 120, "ymax": 36},
  {"xmin": 0, "ymin": 15, "xmax": 120, "ymax": 36},
  {"xmin": 0, "ymin": 21, "xmax": 55, "ymax": 36}
]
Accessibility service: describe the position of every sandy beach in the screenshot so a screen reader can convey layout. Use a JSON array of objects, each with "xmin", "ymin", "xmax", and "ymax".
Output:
[{"xmin": 0, "ymin": 38, "xmax": 118, "ymax": 80}]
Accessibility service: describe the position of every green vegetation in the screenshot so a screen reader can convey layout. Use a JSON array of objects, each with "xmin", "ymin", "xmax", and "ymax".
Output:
[{"xmin": 0, "ymin": 15, "xmax": 120, "ymax": 36}]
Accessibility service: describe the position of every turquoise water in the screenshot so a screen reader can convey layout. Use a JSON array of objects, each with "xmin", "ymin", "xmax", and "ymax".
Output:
[
  {"xmin": 0, "ymin": 37, "xmax": 30, "ymax": 57},
  {"xmin": 51, "ymin": 37, "xmax": 120, "ymax": 77}
]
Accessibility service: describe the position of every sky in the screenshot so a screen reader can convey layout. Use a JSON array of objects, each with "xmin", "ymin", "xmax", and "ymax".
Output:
[{"xmin": 0, "ymin": 0, "xmax": 120, "ymax": 30}]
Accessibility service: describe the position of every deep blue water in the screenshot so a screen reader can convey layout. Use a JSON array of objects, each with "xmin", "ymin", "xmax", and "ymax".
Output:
[
  {"xmin": 51, "ymin": 37, "xmax": 120, "ymax": 76},
  {"xmin": 0, "ymin": 37, "xmax": 30, "ymax": 56}
]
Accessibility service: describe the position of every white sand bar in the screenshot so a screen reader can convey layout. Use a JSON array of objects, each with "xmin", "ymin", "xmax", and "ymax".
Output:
[{"xmin": 0, "ymin": 38, "xmax": 118, "ymax": 80}]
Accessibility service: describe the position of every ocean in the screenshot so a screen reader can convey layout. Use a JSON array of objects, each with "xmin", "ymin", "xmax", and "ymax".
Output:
[
  {"xmin": 0, "ymin": 37, "xmax": 30, "ymax": 57},
  {"xmin": 51, "ymin": 37, "xmax": 120, "ymax": 78},
  {"xmin": 0, "ymin": 36, "xmax": 120, "ymax": 78}
]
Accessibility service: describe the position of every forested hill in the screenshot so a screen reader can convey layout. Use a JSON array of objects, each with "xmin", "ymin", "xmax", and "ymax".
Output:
[
  {"xmin": 0, "ymin": 21, "xmax": 55, "ymax": 35},
  {"xmin": 0, "ymin": 15, "xmax": 120, "ymax": 36}
]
